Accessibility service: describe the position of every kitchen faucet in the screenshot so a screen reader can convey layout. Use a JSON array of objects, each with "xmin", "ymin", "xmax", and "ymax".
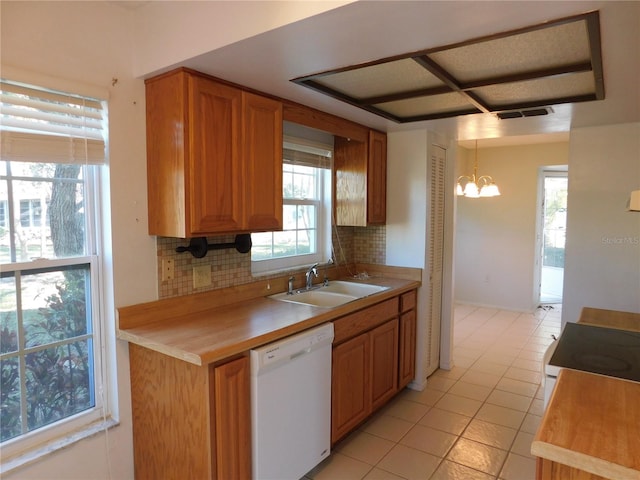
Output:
[{"xmin": 306, "ymin": 263, "xmax": 319, "ymax": 289}]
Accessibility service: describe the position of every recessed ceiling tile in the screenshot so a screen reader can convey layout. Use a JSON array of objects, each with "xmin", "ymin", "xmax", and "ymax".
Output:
[
  {"xmin": 474, "ymin": 71, "xmax": 596, "ymax": 108},
  {"xmin": 427, "ymin": 19, "xmax": 591, "ymax": 83},
  {"xmin": 312, "ymin": 58, "xmax": 446, "ymax": 100},
  {"xmin": 375, "ymin": 92, "xmax": 476, "ymax": 118}
]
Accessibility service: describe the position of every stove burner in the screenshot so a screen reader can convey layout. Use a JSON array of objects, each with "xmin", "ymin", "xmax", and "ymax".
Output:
[{"xmin": 572, "ymin": 352, "xmax": 632, "ymax": 373}]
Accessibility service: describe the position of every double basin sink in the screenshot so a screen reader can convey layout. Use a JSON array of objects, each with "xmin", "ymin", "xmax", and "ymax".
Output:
[{"xmin": 268, "ymin": 280, "xmax": 389, "ymax": 308}]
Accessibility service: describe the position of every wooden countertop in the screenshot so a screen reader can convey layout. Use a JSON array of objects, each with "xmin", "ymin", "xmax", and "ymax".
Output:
[
  {"xmin": 532, "ymin": 368, "xmax": 640, "ymax": 480},
  {"xmin": 578, "ymin": 307, "xmax": 640, "ymax": 332},
  {"xmin": 117, "ymin": 270, "xmax": 420, "ymax": 366}
]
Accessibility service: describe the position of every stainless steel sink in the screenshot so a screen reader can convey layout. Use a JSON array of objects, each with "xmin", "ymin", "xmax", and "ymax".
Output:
[{"xmin": 268, "ymin": 280, "xmax": 389, "ymax": 308}]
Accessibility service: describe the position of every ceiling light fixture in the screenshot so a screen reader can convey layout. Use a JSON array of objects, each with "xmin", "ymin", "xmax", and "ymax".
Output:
[{"xmin": 457, "ymin": 140, "xmax": 501, "ymax": 198}]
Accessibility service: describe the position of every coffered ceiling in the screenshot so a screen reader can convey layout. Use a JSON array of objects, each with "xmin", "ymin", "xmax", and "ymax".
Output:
[
  {"xmin": 135, "ymin": 1, "xmax": 639, "ymax": 144},
  {"xmin": 292, "ymin": 12, "xmax": 603, "ymax": 124}
]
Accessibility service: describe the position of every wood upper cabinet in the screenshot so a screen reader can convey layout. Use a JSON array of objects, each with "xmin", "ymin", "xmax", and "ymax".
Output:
[
  {"xmin": 334, "ymin": 129, "xmax": 387, "ymax": 226},
  {"xmin": 129, "ymin": 344, "xmax": 251, "ymax": 480},
  {"xmin": 242, "ymin": 92, "xmax": 283, "ymax": 232},
  {"xmin": 145, "ymin": 68, "xmax": 282, "ymax": 237},
  {"xmin": 367, "ymin": 130, "xmax": 387, "ymax": 224}
]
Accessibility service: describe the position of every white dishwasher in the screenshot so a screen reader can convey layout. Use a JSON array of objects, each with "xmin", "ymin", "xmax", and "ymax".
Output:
[{"xmin": 250, "ymin": 322, "xmax": 334, "ymax": 480}]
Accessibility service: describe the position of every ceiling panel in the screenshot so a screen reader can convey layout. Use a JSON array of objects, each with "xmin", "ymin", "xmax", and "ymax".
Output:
[
  {"xmin": 311, "ymin": 58, "xmax": 446, "ymax": 100},
  {"xmin": 292, "ymin": 11, "xmax": 604, "ymax": 123},
  {"xmin": 428, "ymin": 20, "xmax": 591, "ymax": 83},
  {"xmin": 475, "ymin": 71, "xmax": 597, "ymax": 107},
  {"xmin": 375, "ymin": 92, "xmax": 476, "ymax": 119}
]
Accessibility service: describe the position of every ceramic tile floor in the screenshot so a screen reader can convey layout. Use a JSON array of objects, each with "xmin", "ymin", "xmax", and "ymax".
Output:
[{"xmin": 305, "ymin": 304, "xmax": 562, "ymax": 480}]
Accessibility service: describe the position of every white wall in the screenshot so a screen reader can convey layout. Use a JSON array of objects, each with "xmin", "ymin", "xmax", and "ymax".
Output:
[
  {"xmin": 132, "ymin": 1, "xmax": 353, "ymax": 77},
  {"xmin": 387, "ymin": 130, "xmax": 456, "ymax": 383},
  {"xmin": 1, "ymin": 2, "xmax": 154, "ymax": 478},
  {"xmin": 454, "ymin": 142, "xmax": 569, "ymax": 312},
  {"xmin": 562, "ymin": 123, "xmax": 640, "ymax": 323}
]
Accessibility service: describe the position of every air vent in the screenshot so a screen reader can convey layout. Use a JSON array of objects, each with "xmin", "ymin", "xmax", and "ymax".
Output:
[{"xmin": 497, "ymin": 107, "xmax": 551, "ymax": 120}]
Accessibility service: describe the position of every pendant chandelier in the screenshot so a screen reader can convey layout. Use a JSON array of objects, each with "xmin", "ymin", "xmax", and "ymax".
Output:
[{"xmin": 456, "ymin": 140, "xmax": 501, "ymax": 198}]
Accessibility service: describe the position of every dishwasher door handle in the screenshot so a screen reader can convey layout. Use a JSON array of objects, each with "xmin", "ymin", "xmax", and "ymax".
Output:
[{"xmin": 290, "ymin": 347, "xmax": 312, "ymax": 360}]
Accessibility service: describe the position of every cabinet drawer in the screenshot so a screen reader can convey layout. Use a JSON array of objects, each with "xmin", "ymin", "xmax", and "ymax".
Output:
[
  {"xmin": 333, "ymin": 298, "xmax": 399, "ymax": 344},
  {"xmin": 400, "ymin": 290, "xmax": 416, "ymax": 313}
]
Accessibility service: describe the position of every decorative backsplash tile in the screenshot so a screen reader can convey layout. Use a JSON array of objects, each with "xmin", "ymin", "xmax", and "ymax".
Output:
[{"xmin": 157, "ymin": 226, "xmax": 386, "ymax": 299}]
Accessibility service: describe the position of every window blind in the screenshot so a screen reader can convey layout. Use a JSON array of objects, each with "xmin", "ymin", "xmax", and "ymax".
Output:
[
  {"xmin": 0, "ymin": 80, "xmax": 106, "ymax": 164},
  {"xmin": 283, "ymin": 136, "xmax": 332, "ymax": 169}
]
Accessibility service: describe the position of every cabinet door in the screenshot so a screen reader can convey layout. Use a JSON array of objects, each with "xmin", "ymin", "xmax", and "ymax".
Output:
[
  {"xmin": 370, "ymin": 319, "xmax": 399, "ymax": 410},
  {"xmin": 331, "ymin": 334, "xmax": 370, "ymax": 444},
  {"xmin": 334, "ymin": 136, "xmax": 367, "ymax": 227},
  {"xmin": 242, "ymin": 92, "xmax": 283, "ymax": 232},
  {"xmin": 188, "ymin": 75, "xmax": 243, "ymax": 234},
  {"xmin": 367, "ymin": 130, "xmax": 387, "ymax": 224},
  {"xmin": 212, "ymin": 356, "xmax": 252, "ymax": 480},
  {"xmin": 399, "ymin": 309, "xmax": 416, "ymax": 389},
  {"xmin": 146, "ymin": 71, "xmax": 189, "ymax": 237}
]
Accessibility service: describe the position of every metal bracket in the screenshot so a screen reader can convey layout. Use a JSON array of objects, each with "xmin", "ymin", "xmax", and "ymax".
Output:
[{"xmin": 175, "ymin": 234, "xmax": 252, "ymax": 258}]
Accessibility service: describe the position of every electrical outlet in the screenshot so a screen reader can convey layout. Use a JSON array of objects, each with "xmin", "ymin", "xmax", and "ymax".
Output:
[
  {"xmin": 193, "ymin": 264, "xmax": 211, "ymax": 289},
  {"xmin": 162, "ymin": 259, "xmax": 174, "ymax": 281}
]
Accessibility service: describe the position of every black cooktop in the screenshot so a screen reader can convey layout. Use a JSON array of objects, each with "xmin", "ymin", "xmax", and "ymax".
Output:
[{"xmin": 549, "ymin": 322, "xmax": 640, "ymax": 382}]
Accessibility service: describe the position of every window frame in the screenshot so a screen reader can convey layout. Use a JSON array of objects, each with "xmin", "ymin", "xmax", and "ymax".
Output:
[
  {"xmin": 0, "ymin": 77, "xmax": 113, "ymax": 468},
  {"xmin": 251, "ymin": 138, "xmax": 333, "ymax": 275},
  {"xmin": 0, "ymin": 164, "xmax": 109, "ymax": 460}
]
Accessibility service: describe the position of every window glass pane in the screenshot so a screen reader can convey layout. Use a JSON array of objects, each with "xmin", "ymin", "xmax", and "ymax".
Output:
[
  {"xmin": 296, "ymin": 229, "xmax": 314, "ymax": 255},
  {"xmin": 273, "ymin": 230, "xmax": 299, "ymax": 257},
  {"xmin": 250, "ymin": 232, "xmax": 274, "ymax": 261},
  {"xmin": 282, "ymin": 204, "xmax": 298, "ymax": 231},
  {"xmin": 297, "ymin": 205, "xmax": 317, "ymax": 231},
  {"xmin": 0, "ymin": 200, "xmax": 7, "ymax": 229},
  {"xmin": 24, "ymin": 339, "xmax": 94, "ymax": 433},
  {"xmin": 6, "ymin": 163, "xmax": 86, "ymax": 261},
  {"xmin": 1, "ymin": 356, "xmax": 21, "ymax": 441},
  {"xmin": 22, "ymin": 266, "xmax": 90, "ymax": 349},
  {"xmin": 0, "ymin": 275, "xmax": 19, "ymax": 354},
  {"xmin": 284, "ymin": 165, "xmax": 318, "ymax": 200}
]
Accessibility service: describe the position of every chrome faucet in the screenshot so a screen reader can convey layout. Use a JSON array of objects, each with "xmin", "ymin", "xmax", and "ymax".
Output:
[
  {"xmin": 287, "ymin": 276, "xmax": 295, "ymax": 295},
  {"xmin": 305, "ymin": 263, "xmax": 319, "ymax": 289}
]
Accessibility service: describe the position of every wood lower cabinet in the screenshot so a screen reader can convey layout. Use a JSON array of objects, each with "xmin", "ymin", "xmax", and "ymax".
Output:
[
  {"xmin": 331, "ymin": 293, "xmax": 415, "ymax": 445},
  {"xmin": 145, "ymin": 68, "xmax": 282, "ymax": 237},
  {"xmin": 370, "ymin": 319, "xmax": 399, "ymax": 410},
  {"xmin": 130, "ymin": 344, "xmax": 250, "ymax": 480},
  {"xmin": 331, "ymin": 333, "xmax": 371, "ymax": 442},
  {"xmin": 536, "ymin": 458, "xmax": 609, "ymax": 480},
  {"xmin": 398, "ymin": 290, "xmax": 417, "ymax": 389}
]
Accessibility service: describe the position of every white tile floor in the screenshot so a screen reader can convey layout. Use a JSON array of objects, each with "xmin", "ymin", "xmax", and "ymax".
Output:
[{"xmin": 306, "ymin": 304, "xmax": 562, "ymax": 480}]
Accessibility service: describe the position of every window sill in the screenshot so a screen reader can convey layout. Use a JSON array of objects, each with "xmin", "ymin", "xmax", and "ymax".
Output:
[{"xmin": 0, "ymin": 417, "xmax": 119, "ymax": 476}]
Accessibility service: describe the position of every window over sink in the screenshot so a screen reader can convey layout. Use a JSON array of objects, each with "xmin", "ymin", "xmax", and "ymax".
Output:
[{"xmin": 251, "ymin": 134, "xmax": 332, "ymax": 274}]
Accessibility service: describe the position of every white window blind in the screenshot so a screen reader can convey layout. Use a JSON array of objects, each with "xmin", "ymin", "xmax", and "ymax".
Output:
[{"xmin": 0, "ymin": 80, "xmax": 106, "ymax": 164}]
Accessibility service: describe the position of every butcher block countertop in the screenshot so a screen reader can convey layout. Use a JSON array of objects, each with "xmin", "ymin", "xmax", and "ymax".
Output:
[
  {"xmin": 117, "ymin": 264, "xmax": 420, "ymax": 366},
  {"xmin": 532, "ymin": 368, "xmax": 640, "ymax": 480},
  {"xmin": 578, "ymin": 306, "xmax": 640, "ymax": 332}
]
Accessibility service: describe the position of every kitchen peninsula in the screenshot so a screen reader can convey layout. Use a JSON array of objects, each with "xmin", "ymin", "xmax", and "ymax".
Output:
[{"xmin": 532, "ymin": 308, "xmax": 640, "ymax": 480}]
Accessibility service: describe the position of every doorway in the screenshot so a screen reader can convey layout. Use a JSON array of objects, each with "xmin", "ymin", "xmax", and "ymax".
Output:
[{"xmin": 537, "ymin": 168, "xmax": 568, "ymax": 304}]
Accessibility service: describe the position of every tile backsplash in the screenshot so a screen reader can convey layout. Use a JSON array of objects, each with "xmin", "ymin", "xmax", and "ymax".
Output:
[{"xmin": 157, "ymin": 225, "xmax": 386, "ymax": 299}]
